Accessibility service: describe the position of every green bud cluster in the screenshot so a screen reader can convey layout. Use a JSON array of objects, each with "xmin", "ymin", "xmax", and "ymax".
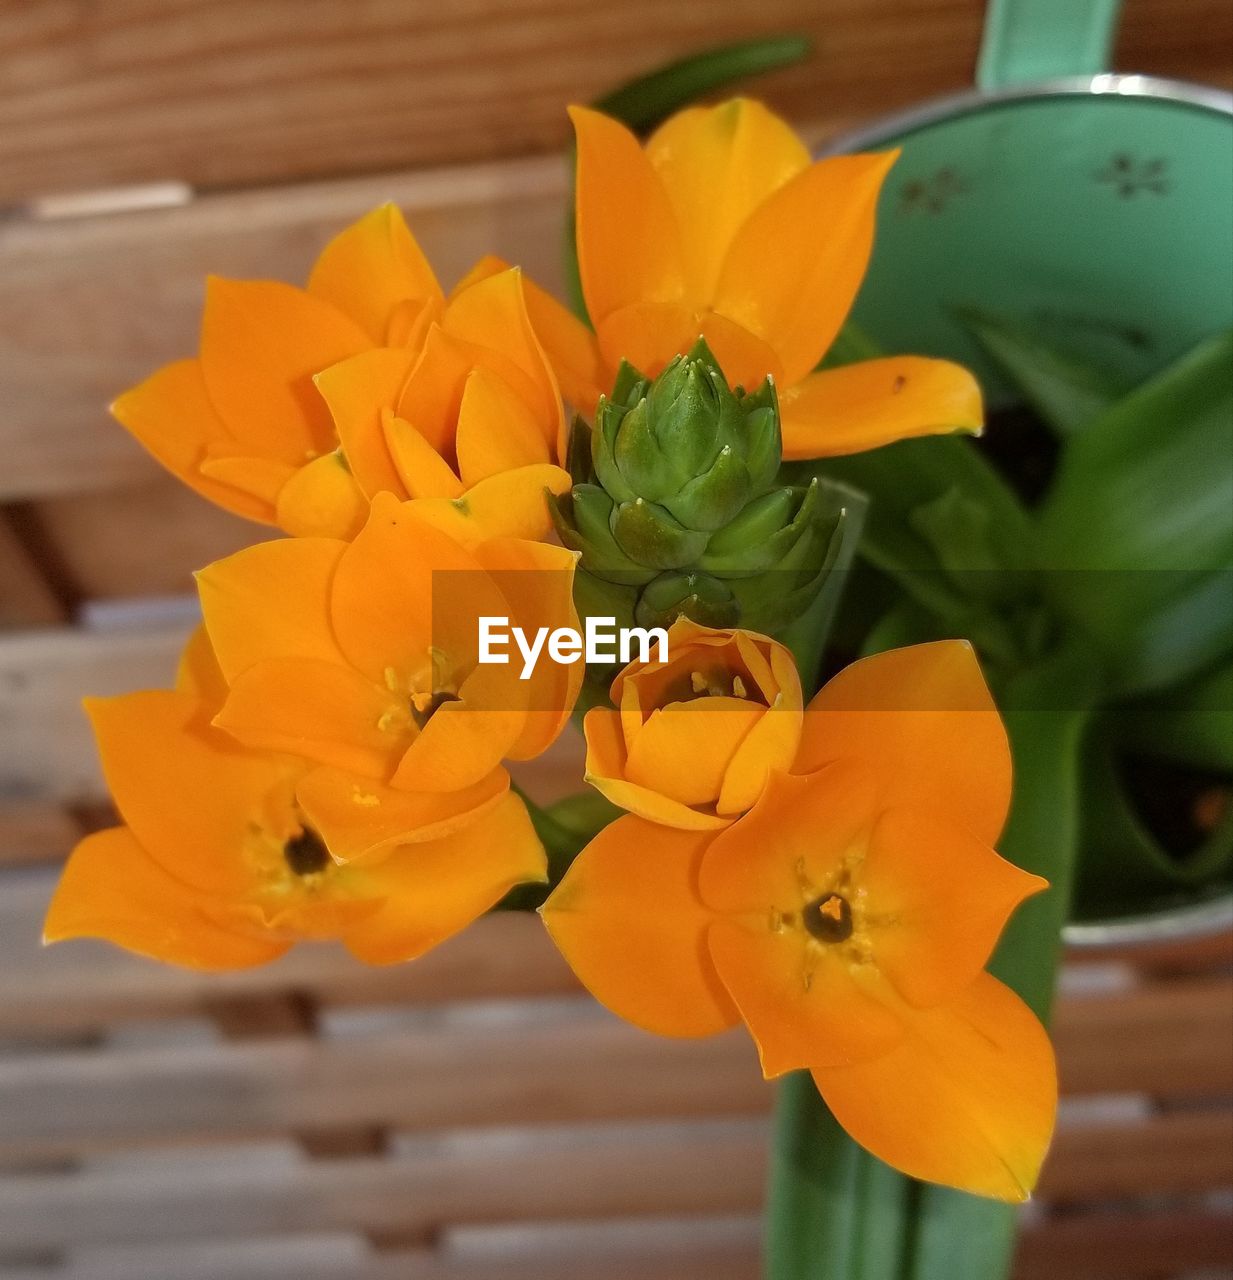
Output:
[{"xmin": 550, "ymin": 339, "xmax": 851, "ymax": 634}]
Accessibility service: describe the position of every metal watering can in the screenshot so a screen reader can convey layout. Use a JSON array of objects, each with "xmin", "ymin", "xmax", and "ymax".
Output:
[
  {"xmin": 828, "ymin": 0, "xmax": 1233, "ymax": 946},
  {"xmin": 831, "ymin": 0, "xmax": 1232, "ymax": 394}
]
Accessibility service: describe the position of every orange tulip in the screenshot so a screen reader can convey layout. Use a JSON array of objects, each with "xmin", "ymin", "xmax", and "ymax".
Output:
[
  {"xmin": 194, "ymin": 492, "xmax": 582, "ymax": 861},
  {"xmin": 542, "ymin": 640, "xmax": 1056, "ymax": 1200},
  {"xmin": 44, "ymin": 630, "xmax": 546, "ymax": 970},
  {"xmin": 583, "ymin": 620, "xmax": 802, "ymax": 829},
  {"xmin": 520, "ymin": 98, "xmax": 983, "ymax": 459},
  {"xmin": 113, "ymin": 204, "xmax": 570, "ymax": 539}
]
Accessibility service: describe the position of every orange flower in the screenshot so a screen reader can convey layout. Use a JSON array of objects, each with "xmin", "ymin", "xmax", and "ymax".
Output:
[
  {"xmin": 522, "ymin": 98, "xmax": 983, "ymax": 459},
  {"xmin": 542, "ymin": 641, "xmax": 1056, "ymax": 1200},
  {"xmin": 195, "ymin": 492, "xmax": 581, "ymax": 861},
  {"xmin": 583, "ymin": 620, "xmax": 802, "ymax": 829},
  {"xmin": 113, "ymin": 205, "xmax": 569, "ymax": 539},
  {"xmin": 44, "ymin": 630, "xmax": 545, "ymax": 970}
]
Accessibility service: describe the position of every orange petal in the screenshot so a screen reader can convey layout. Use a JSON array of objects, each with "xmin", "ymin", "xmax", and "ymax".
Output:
[
  {"xmin": 296, "ymin": 764, "xmax": 509, "ymax": 861},
  {"xmin": 328, "ymin": 495, "xmax": 493, "ymax": 685},
  {"xmin": 199, "ymin": 454, "xmax": 298, "ymax": 509},
  {"xmin": 275, "ymin": 452, "xmax": 369, "ymax": 539},
  {"xmin": 583, "ymin": 707, "xmax": 732, "ymax": 830},
  {"xmin": 111, "ymin": 360, "xmax": 276, "ymax": 523},
  {"xmin": 540, "ymin": 815, "xmax": 739, "ymax": 1036},
  {"xmin": 455, "ymin": 365, "xmax": 551, "ymax": 484},
  {"xmin": 707, "ymin": 917, "xmax": 909, "ymax": 1074},
  {"xmin": 307, "ymin": 204, "xmax": 443, "ymax": 343},
  {"xmin": 712, "ymin": 151, "xmax": 898, "ymax": 384},
  {"xmin": 200, "ymin": 277, "xmax": 370, "ymax": 459},
  {"xmin": 796, "ymin": 641, "xmax": 1012, "ymax": 846},
  {"xmin": 175, "ymin": 625, "xmax": 229, "ymax": 707},
  {"xmin": 44, "ymin": 827, "xmax": 289, "ymax": 971},
  {"xmin": 717, "ymin": 693, "xmax": 803, "ymax": 816},
  {"xmin": 779, "ymin": 358, "xmax": 984, "ymax": 460},
  {"xmin": 698, "ymin": 765, "xmax": 876, "ymax": 916},
  {"xmin": 197, "ymin": 537, "xmax": 346, "ymax": 684},
  {"xmin": 442, "ymin": 267, "xmax": 563, "ymax": 436},
  {"xmin": 646, "ymin": 99, "xmax": 810, "ymax": 301},
  {"xmin": 85, "ymin": 691, "xmax": 286, "ymax": 896},
  {"xmin": 510, "ymin": 259, "xmax": 605, "ymax": 415},
  {"xmin": 215, "ymin": 657, "xmax": 403, "ymax": 778},
  {"xmin": 864, "ymin": 805, "xmax": 1048, "ymax": 1009},
  {"xmin": 624, "ymin": 698, "xmax": 765, "ymax": 807},
  {"xmin": 406, "ymin": 464, "xmax": 570, "ymax": 545},
  {"xmin": 447, "ymin": 259, "xmax": 589, "ymax": 455},
  {"xmin": 390, "ymin": 659, "xmax": 529, "ymax": 793},
  {"xmin": 315, "ymin": 347, "xmax": 418, "ymax": 498},
  {"xmin": 569, "ymin": 106, "xmax": 687, "ymax": 325},
  {"xmin": 812, "ymin": 972, "xmax": 1057, "ymax": 1201},
  {"xmin": 473, "ymin": 535, "xmax": 582, "ymax": 759},
  {"xmin": 382, "ymin": 411, "xmax": 464, "ymax": 500},
  {"xmin": 344, "ymin": 792, "xmax": 546, "ymax": 965},
  {"xmin": 595, "ymin": 301, "xmax": 698, "ymax": 382}
]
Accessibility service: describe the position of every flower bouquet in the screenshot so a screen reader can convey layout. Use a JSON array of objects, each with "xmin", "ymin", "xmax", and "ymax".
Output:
[{"xmin": 46, "ymin": 36, "xmax": 1222, "ymax": 1277}]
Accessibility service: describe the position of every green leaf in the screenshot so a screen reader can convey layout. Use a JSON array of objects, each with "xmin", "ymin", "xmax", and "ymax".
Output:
[
  {"xmin": 593, "ymin": 36, "xmax": 812, "ymax": 130},
  {"xmin": 767, "ymin": 1078, "xmax": 920, "ymax": 1280},
  {"xmin": 563, "ymin": 35, "xmax": 813, "ymax": 320},
  {"xmin": 958, "ymin": 308, "xmax": 1129, "ymax": 436},
  {"xmin": 1070, "ymin": 720, "xmax": 1233, "ymax": 920},
  {"xmin": 779, "ymin": 475, "xmax": 868, "ymax": 690},
  {"xmin": 1036, "ymin": 330, "xmax": 1233, "ymax": 695},
  {"xmin": 813, "ymin": 433, "xmax": 1036, "ymax": 629},
  {"xmin": 1116, "ymin": 658, "xmax": 1233, "ymax": 772}
]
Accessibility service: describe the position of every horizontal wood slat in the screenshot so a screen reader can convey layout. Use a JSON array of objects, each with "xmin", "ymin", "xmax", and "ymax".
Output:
[
  {"xmin": 0, "ymin": 1110, "xmax": 1229, "ymax": 1253},
  {"xmin": 0, "ymin": 0, "xmax": 1228, "ymax": 205},
  {"xmin": 0, "ymin": 622, "xmax": 190, "ymax": 801},
  {"xmin": 0, "ymin": 970, "xmax": 1227, "ymax": 1158}
]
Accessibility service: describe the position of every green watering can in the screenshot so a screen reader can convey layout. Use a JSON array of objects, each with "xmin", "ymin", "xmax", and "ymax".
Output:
[
  {"xmin": 831, "ymin": 0, "xmax": 1233, "ymax": 394},
  {"xmin": 827, "ymin": 0, "xmax": 1233, "ymax": 946}
]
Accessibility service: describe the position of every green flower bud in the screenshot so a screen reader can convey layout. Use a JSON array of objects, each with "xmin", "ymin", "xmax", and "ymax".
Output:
[{"xmin": 556, "ymin": 338, "xmax": 853, "ymax": 635}]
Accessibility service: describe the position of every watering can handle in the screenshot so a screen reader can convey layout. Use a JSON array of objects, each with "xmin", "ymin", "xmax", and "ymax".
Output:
[{"xmin": 977, "ymin": 0, "xmax": 1122, "ymax": 89}]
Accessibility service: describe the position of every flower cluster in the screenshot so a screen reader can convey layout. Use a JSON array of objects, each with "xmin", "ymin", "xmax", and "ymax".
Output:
[{"xmin": 46, "ymin": 97, "xmax": 1052, "ymax": 1201}]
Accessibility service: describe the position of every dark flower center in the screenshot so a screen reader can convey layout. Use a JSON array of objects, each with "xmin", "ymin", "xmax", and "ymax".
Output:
[
  {"xmin": 802, "ymin": 893, "xmax": 853, "ymax": 943},
  {"xmin": 283, "ymin": 827, "xmax": 330, "ymax": 877},
  {"xmin": 411, "ymin": 689, "xmax": 461, "ymax": 730}
]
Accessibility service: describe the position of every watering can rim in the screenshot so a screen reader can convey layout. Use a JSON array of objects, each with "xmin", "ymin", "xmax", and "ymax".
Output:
[{"xmin": 823, "ymin": 73, "xmax": 1233, "ymax": 156}]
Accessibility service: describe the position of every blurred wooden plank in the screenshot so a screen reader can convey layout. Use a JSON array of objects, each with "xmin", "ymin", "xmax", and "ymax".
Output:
[
  {"xmin": 28, "ymin": 478, "xmax": 262, "ymax": 600},
  {"xmin": 0, "ymin": 974, "xmax": 1228, "ymax": 1158},
  {"xmin": 0, "ymin": 1014, "xmax": 768, "ymax": 1159},
  {"xmin": 1039, "ymin": 1108, "xmax": 1233, "ymax": 1200},
  {"xmin": 1056, "ymin": 976, "xmax": 1233, "ymax": 1097},
  {"xmin": 1015, "ymin": 1209, "xmax": 1233, "ymax": 1277},
  {"xmin": 0, "ymin": 1232, "xmax": 763, "ymax": 1280},
  {"xmin": 2, "ymin": 1109, "xmax": 1230, "ymax": 1252},
  {"xmin": 0, "ymin": 154, "xmax": 567, "ymax": 504},
  {"xmin": 0, "ymin": 1123, "xmax": 766, "ymax": 1250},
  {"xmin": 0, "ymin": 511, "xmax": 66, "ymax": 627},
  {"xmin": 0, "ymin": 623, "xmax": 189, "ymax": 800},
  {"xmin": 0, "ymin": 0, "xmax": 1228, "ymax": 205},
  {"xmin": 0, "ymin": 803, "xmax": 79, "ymax": 867}
]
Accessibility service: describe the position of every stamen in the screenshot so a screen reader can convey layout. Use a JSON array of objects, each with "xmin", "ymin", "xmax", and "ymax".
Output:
[
  {"xmin": 802, "ymin": 892, "xmax": 854, "ymax": 944},
  {"xmin": 732, "ymin": 675, "xmax": 748, "ymax": 698},
  {"xmin": 284, "ymin": 827, "xmax": 330, "ymax": 877}
]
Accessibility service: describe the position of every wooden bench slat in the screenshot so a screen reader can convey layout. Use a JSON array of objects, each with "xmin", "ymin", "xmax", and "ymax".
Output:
[
  {"xmin": 1, "ymin": 0, "xmax": 1227, "ymax": 206},
  {"xmin": 1, "ymin": 1109, "xmax": 1230, "ymax": 1252}
]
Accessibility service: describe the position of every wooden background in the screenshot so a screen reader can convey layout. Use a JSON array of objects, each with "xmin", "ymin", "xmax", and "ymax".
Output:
[{"xmin": 1, "ymin": 1, "xmax": 1232, "ymax": 1276}]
